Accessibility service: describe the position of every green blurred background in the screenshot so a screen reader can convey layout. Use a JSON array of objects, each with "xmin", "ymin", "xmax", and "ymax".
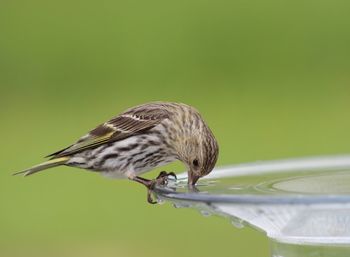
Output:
[{"xmin": 1, "ymin": 0, "xmax": 350, "ymax": 256}]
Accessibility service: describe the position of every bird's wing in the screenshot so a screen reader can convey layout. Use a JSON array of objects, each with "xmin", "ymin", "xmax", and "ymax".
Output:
[{"xmin": 47, "ymin": 103, "xmax": 170, "ymax": 159}]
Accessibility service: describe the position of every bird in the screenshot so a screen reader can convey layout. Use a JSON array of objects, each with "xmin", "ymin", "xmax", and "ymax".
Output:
[{"xmin": 14, "ymin": 102, "xmax": 219, "ymax": 203}]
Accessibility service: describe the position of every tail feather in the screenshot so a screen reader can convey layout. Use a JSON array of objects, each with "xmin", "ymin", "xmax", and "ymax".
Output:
[{"xmin": 13, "ymin": 157, "xmax": 69, "ymax": 176}]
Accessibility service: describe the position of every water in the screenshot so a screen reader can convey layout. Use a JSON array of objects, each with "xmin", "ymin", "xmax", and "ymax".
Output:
[
  {"xmin": 231, "ymin": 218, "xmax": 245, "ymax": 229},
  {"xmin": 200, "ymin": 210, "xmax": 213, "ymax": 217},
  {"xmin": 264, "ymin": 171, "xmax": 350, "ymax": 194},
  {"xmin": 154, "ymin": 155, "xmax": 350, "ymax": 257}
]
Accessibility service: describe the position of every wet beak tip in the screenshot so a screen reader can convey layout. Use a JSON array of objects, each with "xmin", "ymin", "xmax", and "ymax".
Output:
[{"xmin": 188, "ymin": 172, "xmax": 200, "ymax": 185}]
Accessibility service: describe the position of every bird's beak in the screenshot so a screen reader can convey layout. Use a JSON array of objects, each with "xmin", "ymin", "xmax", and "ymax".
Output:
[{"xmin": 188, "ymin": 172, "xmax": 200, "ymax": 185}]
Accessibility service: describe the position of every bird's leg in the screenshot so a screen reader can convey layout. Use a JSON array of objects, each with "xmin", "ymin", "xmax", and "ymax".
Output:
[
  {"xmin": 131, "ymin": 171, "xmax": 177, "ymax": 204},
  {"xmin": 131, "ymin": 176, "xmax": 157, "ymax": 204}
]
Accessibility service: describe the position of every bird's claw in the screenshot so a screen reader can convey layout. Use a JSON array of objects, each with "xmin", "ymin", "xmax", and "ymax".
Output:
[
  {"xmin": 156, "ymin": 171, "xmax": 177, "ymax": 181},
  {"xmin": 145, "ymin": 171, "xmax": 177, "ymax": 204},
  {"xmin": 147, "ymin": 190, "xmax": 158, "ymax": 204}
]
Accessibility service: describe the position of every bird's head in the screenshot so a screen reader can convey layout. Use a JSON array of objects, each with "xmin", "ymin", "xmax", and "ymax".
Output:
[{"xmin": 178, "ymin": 129, "xmax": 219, "ymax": 185}]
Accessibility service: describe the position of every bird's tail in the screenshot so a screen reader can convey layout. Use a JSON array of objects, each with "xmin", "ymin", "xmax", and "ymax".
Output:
[{"xmin": 13, "ymin": 157, "xmax": 70, "ymax": 176}]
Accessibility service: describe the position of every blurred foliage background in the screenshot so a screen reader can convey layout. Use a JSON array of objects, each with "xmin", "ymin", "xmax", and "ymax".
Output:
[{"xmin": 1, "ymin": 0, "xmax": 350, "ymax": 256}]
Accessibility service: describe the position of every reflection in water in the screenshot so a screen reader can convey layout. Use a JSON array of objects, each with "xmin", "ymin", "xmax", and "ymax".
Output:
[{"xmin": 266, "ymin": 171, "xmax": 350, "ymax": 194}]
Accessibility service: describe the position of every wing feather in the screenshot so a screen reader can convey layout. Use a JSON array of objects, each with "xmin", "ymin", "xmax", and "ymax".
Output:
[{"xmin": 47, "ymin": 103, "xmax": 170, "ymax": 159}]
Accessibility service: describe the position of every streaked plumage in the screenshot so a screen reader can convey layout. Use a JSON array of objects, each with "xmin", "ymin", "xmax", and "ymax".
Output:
[{"xmin": 14, "ymin": 102, "xmax": 219, "ymax": 202}]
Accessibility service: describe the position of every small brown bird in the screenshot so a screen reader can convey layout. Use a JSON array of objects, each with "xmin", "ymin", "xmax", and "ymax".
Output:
[{"xmin": 14, "ymin": 102, "xmax": 219, "ymax": 203}]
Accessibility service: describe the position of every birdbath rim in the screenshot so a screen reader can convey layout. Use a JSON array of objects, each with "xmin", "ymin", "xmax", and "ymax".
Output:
[{"xmin": 154, "ymin": 155, "xmax": 350, "ymax": 205}]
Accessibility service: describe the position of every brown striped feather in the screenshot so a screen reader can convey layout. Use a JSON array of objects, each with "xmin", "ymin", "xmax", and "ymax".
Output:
[{"xmin": 47, "ymin": 103, "xmax": 171, "ymax": 159}]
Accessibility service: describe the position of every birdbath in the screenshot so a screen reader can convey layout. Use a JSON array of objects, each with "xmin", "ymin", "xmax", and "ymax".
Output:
[{"xmin": 154, "ymin": 155, "xmax": 350, "ymax": 257}]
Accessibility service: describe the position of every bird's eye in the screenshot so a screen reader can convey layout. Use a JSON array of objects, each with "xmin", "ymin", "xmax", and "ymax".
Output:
[{"xmin": 193, "ymin": 159, "xmax": 199, "ymax": 167}]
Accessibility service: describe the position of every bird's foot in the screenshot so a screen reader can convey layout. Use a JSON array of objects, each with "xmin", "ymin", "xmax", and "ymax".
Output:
[
  {"xmin": 156, "ymin": 171, "xmax": 177, "ymax": 184},
  {"xmin": 147, "ymin": 171, "xmax": 177, "ymax": 204},
  {"xmin": 132, "ymin": 171, "xmax": 177, "ymax": 204}
]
